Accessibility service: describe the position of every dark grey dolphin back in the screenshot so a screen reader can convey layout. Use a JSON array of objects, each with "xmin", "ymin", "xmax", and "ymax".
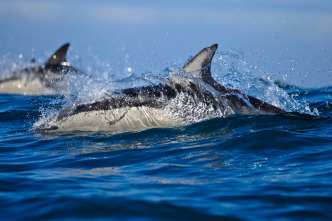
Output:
[{"xmin": 46, "ymin": 43, "xmax": 70, "ymax": 66}]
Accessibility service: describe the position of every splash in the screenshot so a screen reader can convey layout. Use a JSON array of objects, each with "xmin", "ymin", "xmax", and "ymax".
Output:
[{"xmin": 211, "ymin": 48, "xmax": 316, "ymax": 115}]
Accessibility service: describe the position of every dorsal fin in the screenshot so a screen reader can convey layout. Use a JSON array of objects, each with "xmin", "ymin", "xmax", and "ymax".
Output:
[
  {"xmin": 46, "ymin": 43, "xmax": 70, "ymax": 66},
  {"xmin": 183, "ymin": 44, "xmax": 218, "ymax": 81}
]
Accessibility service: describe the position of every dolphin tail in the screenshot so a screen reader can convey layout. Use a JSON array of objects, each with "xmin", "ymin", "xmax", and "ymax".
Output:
[
  {"xmin": 46, "ymin": 43, "xmax": 70, "ymax": 66},
  {"xmin": 246, "ymin": 95, "xmax": 286, "ymax": 114}
]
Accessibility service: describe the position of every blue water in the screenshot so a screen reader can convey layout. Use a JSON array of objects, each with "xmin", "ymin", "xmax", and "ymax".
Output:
[{"xmin": 0, "ymin": 83, "xmax": 331, "ymax": 220}]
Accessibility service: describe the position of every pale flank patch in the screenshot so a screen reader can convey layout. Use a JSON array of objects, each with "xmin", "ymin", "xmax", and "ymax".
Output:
[{"xmin": 53, "ymin": 107, "xmax": 185, "ymax": 133}]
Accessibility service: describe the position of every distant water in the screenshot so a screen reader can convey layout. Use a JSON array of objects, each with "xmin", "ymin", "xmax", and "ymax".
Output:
[{"xmin": 0, "ymin": 84, "xmax": 331, "ymax": 220}]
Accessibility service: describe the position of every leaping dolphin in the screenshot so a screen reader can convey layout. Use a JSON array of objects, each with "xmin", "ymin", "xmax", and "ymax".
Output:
[
  {"xmin": 34, "ymin": 44, "xmax": 285, "ymax": 134},
  {"xmin": 0, "ymin": 43, "xmax": 80, "ymax": 95}
]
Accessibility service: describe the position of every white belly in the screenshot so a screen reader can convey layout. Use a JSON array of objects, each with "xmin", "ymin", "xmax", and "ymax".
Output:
[
  {"xmin": 41, "ymin": 106, "xmax": 185, "ymax": 133},
  {"xmin": 0, "ymin": 79, "xmax": 56, "ymax": 95}
]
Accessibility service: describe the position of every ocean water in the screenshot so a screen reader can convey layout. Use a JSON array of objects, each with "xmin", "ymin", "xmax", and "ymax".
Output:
[
  {"xmin": 0, "ymin": 53, "xmax": 332, "ymax": 220},
  {"xmin": 1, "ymin": 0, "xmax": 332, "ymax": 219}
]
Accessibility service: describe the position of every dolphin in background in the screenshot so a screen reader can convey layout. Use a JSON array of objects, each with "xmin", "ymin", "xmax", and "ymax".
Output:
[
  {"xmin": 0, "ymin": 43, "xmax": 80, "ymax": 95},
  {"xmin": 34, "ymin": 44, "xmax": 285, "ymax": 134}
]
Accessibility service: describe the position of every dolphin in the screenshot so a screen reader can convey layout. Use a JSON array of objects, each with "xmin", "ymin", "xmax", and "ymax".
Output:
[
  {"xmin": 34, "ymin": 44, "xmax": 285, "ymax": 133},
  {"xmin": 0, "ymin": 43, "xmax": 80, "ymax": 95}
]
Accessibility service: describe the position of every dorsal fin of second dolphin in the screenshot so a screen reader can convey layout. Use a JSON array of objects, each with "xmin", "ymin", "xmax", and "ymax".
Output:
[{"xmin": 46, "ymin": 43, "xmax": 70, "ymax": 66}]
